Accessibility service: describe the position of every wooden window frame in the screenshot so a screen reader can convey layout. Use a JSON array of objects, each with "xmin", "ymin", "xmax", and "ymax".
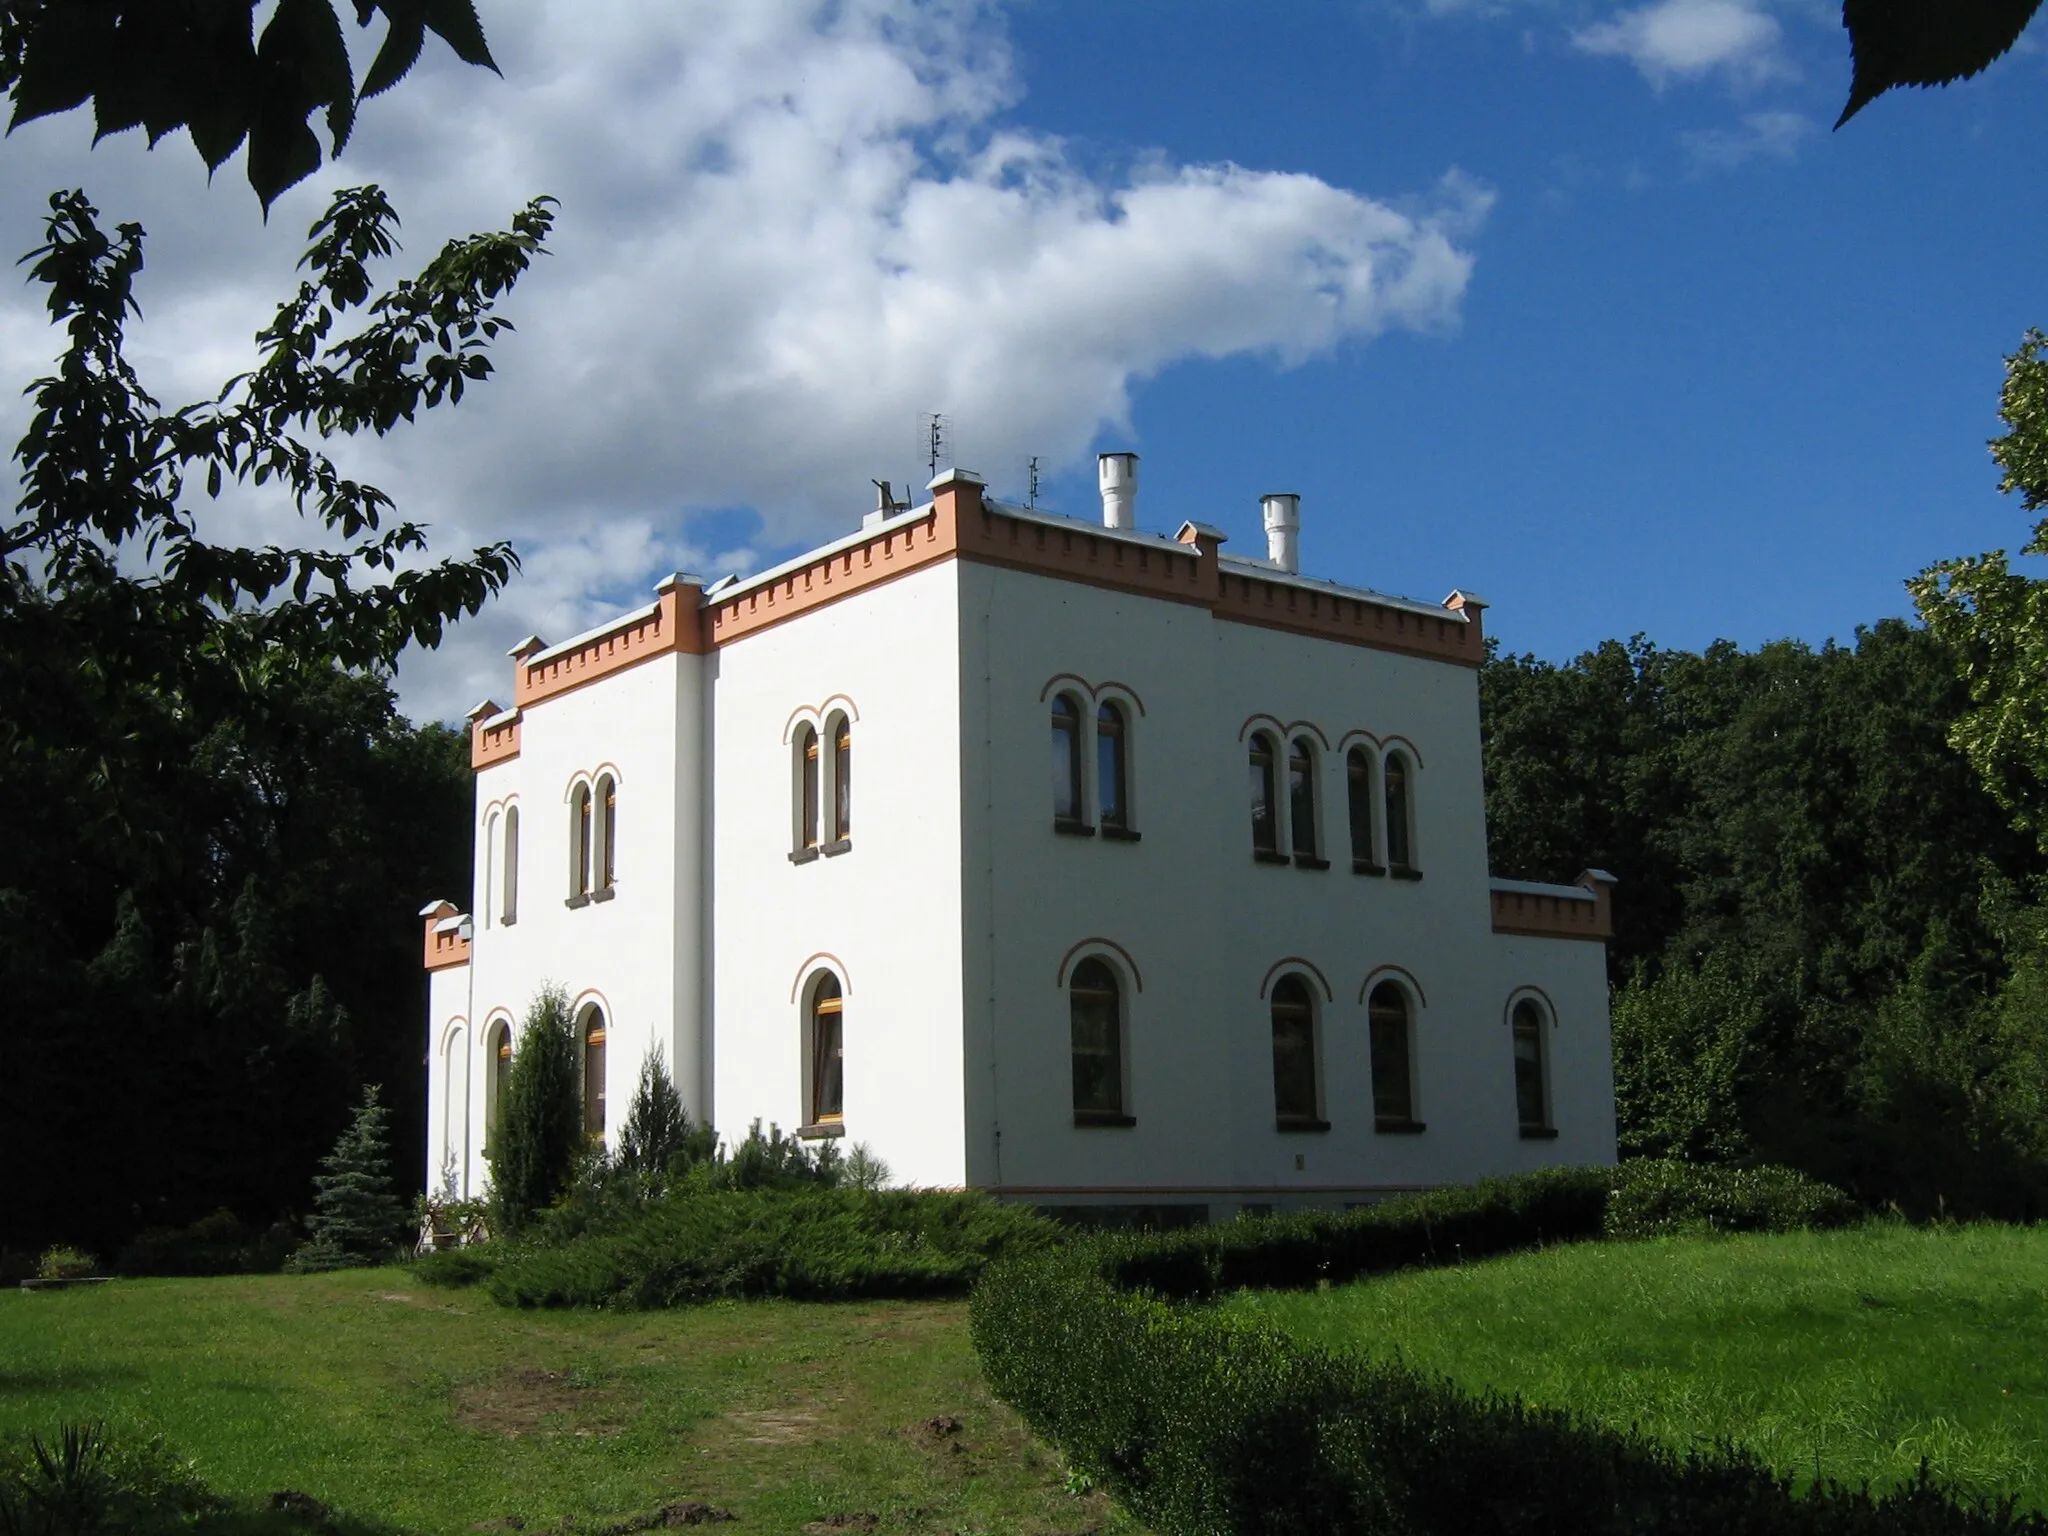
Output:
[
  {"xmin": 831, "ymin": 716, "xmax": 852, "ymax": 844},
  {"xmin": 1513, "ymin": 998, "xmax": 1553, "ymax": 1136},
  {"xmin": 1347, "ymin": 748, "xmax": 1384, "ymax": 875},
  {"xmin": 580, "ymin": 1007, "xmax": 607, "ymax": 1141},
  {"xmin": 1069, "ymin": 957, "xmax": 1132, "ymax": 1125},
  {"xmin": 1096, "ymin": 700, "xmax": 1131, "ymax": 834},
  {"xmin": 1385, "ymin": 753, "xmax": 1416, "ymax": 875},
  {"xmin": 1248, "ymin": 733, "xmax": 1281, "ymax": 859},
  {"xmin": 808, "ymin": 976, "xmax": 844, "ymax": 1127},
  {"xmin": 1270, "ymin": 976, "xmax": 1326, "ymax": 1131},
  {"xmin": 1052, "ymin": 694, "xmax": 1087, "ymax": 832},
  {"xmin": 1368, "ymin": 981, "xmax": 1421, "ymax": 1131}
]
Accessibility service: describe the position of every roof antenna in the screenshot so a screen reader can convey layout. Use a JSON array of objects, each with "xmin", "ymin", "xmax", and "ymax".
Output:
[
  {"xmin": 1027, "ymin": 455, "xmax": 1041, "ymax": 509},
  {"xmin": 926, "ymin": 413, "xmax": 947, "ymax": 480}
]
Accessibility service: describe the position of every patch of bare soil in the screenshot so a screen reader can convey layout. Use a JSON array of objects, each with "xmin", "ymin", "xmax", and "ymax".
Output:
[
  {"xmin": 801, "ymin": 1516, "xmax": 880, "ymax": 1534},
  {"xmin": 724, "ymin": 1404, "xmax": 828, "ymax": 1444},
  {"xmin": 452, "ymin": 1366, "xmax": 626, "ymax": 1438}
]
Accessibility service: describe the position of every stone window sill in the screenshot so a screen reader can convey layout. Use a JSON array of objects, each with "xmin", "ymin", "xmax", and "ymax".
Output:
[
  {"xmin": 564, "ymin": 892, "xmax": 590, "ymax": 910},
  {"xmin": 821, "ymin": 838, "xmax": 852, "ymax": 857},
  {"xmin": 1054, "ymin": 819, "xmax": 1096, "ymax": 837},
  {"xmin": 1074, "ymin": 1111, "xmax": 1137, "ymax": 1128},
  {"xmin": 1292, "ymin": 853, "xmax": 1331, "ymax": 871},
  {"xmin": 797, "ymin": 1121, "xmax": 845, "ymax": 1140},
  {"xmin": 1389, "ymin": 866, "xmax": 1424, "ymax": 882},
  {"xmin": 1374, "ymin": 1117, "xmax": 1427, "ymax": 1135},
  {"xmin": 1276, "ymin": 1117, "xmax": 1331, "ymax": 1134},
  {"xmin": 1519, "ymin": 1125, "xmax": 1559, "ymax": 1140},
  {"xmin": 788, "ymin": 846, "xmax": 821, "ymax": 865},
  {"xmin": 1101, "ymin": 825, "xmax": 1143, "ymax": 843},
  {"xmin": 1252, "ymin": 849, "xmax": 1290, "ymax": 866},
  {"xmin": 591, "ymin": 885, "xmax": 616, "ymax": 903},
  {"xmin": 1353, "ymin": 860, "xmax": 1387, "ymax": 877}
]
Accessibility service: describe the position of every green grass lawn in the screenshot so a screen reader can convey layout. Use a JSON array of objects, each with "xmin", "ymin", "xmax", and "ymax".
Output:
[
  {"xmin": 1225, "ymin": 1221, "xmax": 2048, "ymax": 1510},
  {"xmin": 0, "ymin": 1267, "xmax": 1133, "ymax": 1536}
]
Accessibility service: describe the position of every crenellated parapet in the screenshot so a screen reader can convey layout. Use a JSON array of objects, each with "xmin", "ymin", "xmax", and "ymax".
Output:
[
  {"xmin": 420, "ymin": 899, "xmax": 471, "ymax": 970},
  {"xmin": 1489, "ymin": 870, "xmax": 1617, "ymax": 942}
]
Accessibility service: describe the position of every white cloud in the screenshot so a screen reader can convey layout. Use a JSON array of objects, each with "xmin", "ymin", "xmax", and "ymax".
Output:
[
  {"xmin": 1573, "ymin": 0, "xmax": 1794, "ymax": 88},
  {"xmin": 0, "ymin": 0, "xmax": 1491, "ymax": 722},
  {"xmin": 1681, "ymin": 109, "xmax": 1814, "ymax": 169}
]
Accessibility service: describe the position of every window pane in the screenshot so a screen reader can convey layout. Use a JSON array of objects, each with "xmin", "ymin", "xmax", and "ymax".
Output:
[
  {"xmin": 1249, "ymin": 738, "xmax": 1277, "ymax": 852},
  {"xmin": 502, "ymin": 806, "xmax": 520, "ymax": 923},
  {"xmin": 1052, "ymin": 697, "xmax": 1083, "ymax": 822},
  {"xmin": 1347, "ymin": 750, "xmax": 1374, "ymax": 863},
  {"xmin": 1514, "ymin": 1002, "xmax": 1547, "ymax": 1127},
  {"xmin": 812, "ymin": 1011, "xmax": 843, "ymax": 1122},
  {"xmin": 1369, "ymin": 985, "xmax": 1412, "ymax": 1123},
  {"xmin": 1271, "ymin": 980, "xmax": 1317, "ymax": 1121},
  {"xmin": 801, "ymin": 729, "xmax": 820, "ymax": 847},
  {"xmin": 1070, "ymin": 959, "xmax": 1123, "ymax": 1114},
  {"xmin": 1289, "ymin": 739, "xmax": 1316, "ymax": 856},
  {"xmin": 1097, "ymin": 702, "xmax": 1126, "ymax": 830},
  {"xmin": 1386, "ymin": 758, "xmax": 1411, "ymax": 868},
  {"xmin": 574, "ymin": 787, "xmax": 592, "ymax": 894},
  {"xmin": 833, "ymin": 721, "xmax": 852, "ymax": 840},
  {"xmin": 600, "ymin": 777, "xmax": 616, "ymax": 889},
  {"xmin": 583, "ymin": 1015, "xmax": 607, "ymax": 1136}
]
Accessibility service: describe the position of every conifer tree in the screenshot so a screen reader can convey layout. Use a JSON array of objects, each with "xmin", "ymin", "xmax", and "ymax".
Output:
[
  {"xmin": 617, "ymin": 1045, "xmax": 716, "ymax": 1185},
  {"xmin": 292, "ymin": 1084, "xmax": 410, "ymax": 1270},
  {"xmin": 487, "ymin": 984, "xmax": 582, "ymax": 1236}
]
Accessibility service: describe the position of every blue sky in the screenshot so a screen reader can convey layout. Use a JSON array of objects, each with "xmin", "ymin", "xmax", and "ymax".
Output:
[
  {"xmin": 995, "ymin": 0, "xmax": 2048, "ymax": 664},
  {"xmin": 1, "ymin": 0, "xmax": 2044, "ymax": 716}
]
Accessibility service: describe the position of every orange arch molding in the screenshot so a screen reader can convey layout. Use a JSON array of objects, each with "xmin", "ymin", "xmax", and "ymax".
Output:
[
  {"xmin": 1056, "ymin": 937, "xmax": 1144, "ymax": 993},
  {"xmin": 1092, "ymin": 680, "xmax": 1148, "ymax": 716},
  {"xmin": 1237, "ymin": 712, "xmax": 1286, "ymax": 743},
  {"xmin": 1502, "ymin": 984, "xmax": 1558, "ymax": 1028},
  {"xmin": 1258, "ymin": 956, "xmax": 1333, "ymax": 1002},
  {"xmin": 1038, "ymin": 672, "xmax": 1092, "ymax": 703},
  {"xmin": 569, "ymin": 986, "xmax": 614, "ymax": 1026},
  {"xmin": 1358, "ymin": 964, "xmax": 1429, "ymax": 1008},
  {"xmin": 1281, "ymin": 720, "xmax": 1332, "ymax": 750},
  {"xmin": 788, "ymin": 952, "xmax": 852, "ymax": 1003},
  {"xmin": 1379, "ymin": 734, "xmax": 1426, "ymax": 769},
  {"xmin": 1335, "ymin": 729, "xmax": 1384, "ymax": 756}
]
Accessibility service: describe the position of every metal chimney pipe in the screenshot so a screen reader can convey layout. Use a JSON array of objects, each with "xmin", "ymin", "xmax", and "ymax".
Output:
[
  {"xmin": 1098, "ymin": 452, "xmax": 1139, "ymax": 530},
  {"xmin": 1262, "ymin": 493, "xmax": 1300, "ymax": 573}
]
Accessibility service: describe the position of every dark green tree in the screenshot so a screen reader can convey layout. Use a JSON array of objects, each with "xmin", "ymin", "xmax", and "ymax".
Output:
[
  {"xmin": 488, "ymin": 985, "xmax": 582, "ymax": 1236},
  {"xmin": 293, "ymin": 1083, "xmax": 411, "ymax": 1269},
  {"xmin": 616, "ymin": 1045, "xmax": 715, "ymax": 1181},
  {"xmin": 1, "ymin": 0, "xmax": 498, "ymax": 211}
]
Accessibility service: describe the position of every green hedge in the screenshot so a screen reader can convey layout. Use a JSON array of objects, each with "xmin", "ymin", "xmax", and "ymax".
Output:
[
  {"xmin": 967, "ymin": 1164, "xmax": 2030, "ymax": 1534},
  {"xmin": 1606, "ymin": 1159, "xmax": 1861, "ymax": 1239},
  {"xmin": 971, "ymin": 1245, "xmax": 2043, "ymax": 1536},
  {"xmin": 428, "ymin": 1189, "xmax": 1060, "ymax": 1308}
]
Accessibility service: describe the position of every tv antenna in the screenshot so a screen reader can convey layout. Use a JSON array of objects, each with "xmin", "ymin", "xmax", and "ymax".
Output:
[
  {"xmin": 926, "ymin": 413, "xmax": 948, "ymax": 480},
  {"xmin": 1027, "ymin": 455, "xmax": 1041, "ymax": 508}
]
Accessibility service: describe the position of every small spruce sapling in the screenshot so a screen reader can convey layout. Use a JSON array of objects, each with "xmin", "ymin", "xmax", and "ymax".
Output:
[
  {"xmin": 617, "ymin": 1045, "xmax": 717, "ymax": 1187},
  {"xmin": 292, "ymin": 1085, "xmax": 411, "ymax": 1270}
]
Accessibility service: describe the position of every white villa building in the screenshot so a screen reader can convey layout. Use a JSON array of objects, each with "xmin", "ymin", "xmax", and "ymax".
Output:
[{"xmin": 421, "ymin": 458, "xmax": 1618, "ymax": 1220}]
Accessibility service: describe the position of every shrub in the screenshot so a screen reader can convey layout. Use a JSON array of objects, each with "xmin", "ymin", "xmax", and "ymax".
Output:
[
  {"xmin": 0, "ymin": 1421, "xmax": 223, "ymax": 1536},
  {"xmin": 488, "ymin": 984, "xmax": 584, "ymax": 1237},
  {"xmin": 483, "ymin": 1189, "xmax": 1061, "ymax": 1308},
  {"xmin": 33, "ymin": 1248, "xmax": 96, "ymax": 1282},
  {"xmin": 289, "ymin": 1084, "xmax": 412, "ymax": 1271},
  {"xmin": 413, "ymin": 1245, "xmax": 501, "ymax": 1289},
  {"xmin": 971, "ymin": 1246, "xmax": 2044, "ymax": 1536},
  {"xmin": 615, "ymin": 1045, "xmax": 717, "ymax": 1181},
  {"xmin": 115, "ymin": 1210, "xmax": 293, "ymax": 1278},
  {"xmin": 1606, "ymin": 1159, "xmax": 1860, "ymax": 1240}
]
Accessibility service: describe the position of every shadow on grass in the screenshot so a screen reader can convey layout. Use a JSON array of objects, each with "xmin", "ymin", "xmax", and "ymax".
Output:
[{"xmin": 0, "ymin": 1366, "xmax": 145, "ymax": 1396}]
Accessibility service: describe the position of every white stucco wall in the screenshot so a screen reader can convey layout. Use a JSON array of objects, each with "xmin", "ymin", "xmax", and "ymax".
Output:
[
  {"xmin": 959, "ymin": 557, "xmax": 1615, "ymax": 1212},
  {"xmin": 708, "ymin": 561, "xmax": 968, "ymax": 1187},
  {"xmin": 425, "ymin": 649, "xmax": 704, "ymax": 1195}
]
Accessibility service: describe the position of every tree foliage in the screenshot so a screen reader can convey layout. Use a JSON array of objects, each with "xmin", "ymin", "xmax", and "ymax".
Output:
[
  {"xmin": 0, "ymin": 186, "xmax": 548, "ymax": 1257},
  {"xmin": 1, "ymin": 0, "xmax": 498, "ymax": 211},
  {"xmin": 1839, "ymin": 0, "xmax": 2044, "ymax": 126},
  {"xmin": 488, "ymin": 985, "xmax": 583, "ymax": 1237},
  {"xmin": 1481, "ymin": 619, "xmax": 2048, "ymax": 1215},
  {"xmin": 1910, "ymin": 330, "xmax": 2048, "ymax": 847}
]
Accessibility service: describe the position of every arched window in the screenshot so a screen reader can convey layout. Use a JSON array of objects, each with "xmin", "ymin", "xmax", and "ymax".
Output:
[
  {"xmin": 443, "ymin": 1024, "xmax": 469, "ymax": 1194},
  {"xmin": 1513, "ymin": 999, "xmax": 1551, "ymax": 1133},
  {"xmin": 1069, "ymin": 958, "xmax": 1129, "ymax": 1123},
  {"xmin": 1270, "ymin": 976, "xmax": 1322, "ymax": 1128},
  {"xmin": 808, "ymin": 974, "xmax": 844, "ymax": 1125},
  {"xmin": 1347, "ymin": 748, "xmax": 1379, "ymax": 870},
  {"xmin": 483, "ymin": 811, "xmax": 498, "ymax": 930},
  {"xmin": 597, "ymin": 775, "xmax": 617, "ymax": 893},
  {"xmin": 485, "ymin": 1019, "xmax": 512, "ymax": 1152},
  {"xmin": 501, "ymin": 805, "xmax": 520, "ymax": 924},
  {"xmin": 570, "ymin": 783, "xmax": 593, "ymax": 898},
  {"xmin": 831, "ymin": 715, "xmax": 852, "ymax": 843},
  {"xmin": 1385, "ymin": 754, "xmax": 1414, "ymax": 872},
  {"xmin": 1248, "ymin": 733, "xmax": 1279, "ymax": 855},
  {"xmin": 1052, "ymin": 694, "xmax": 1085, "ymax": 828},
  {"xmin": 1097, "ymin": 700, "xmax": 1129, "ymax": 833},
  {"xmin": 1288, "ymin": 737, "xmax": 1318, "ymax": 859},
  {"xmin": 580, "ymin": 1006, "xmax": 607, "ymax": 1139},
  {"xmin": 796, "ymin": 724, "xmax": 821, "ymax": 851},
  {"xmin": 1368, "ymin": 982, "xmax": 1417, "ymax": 1129}
]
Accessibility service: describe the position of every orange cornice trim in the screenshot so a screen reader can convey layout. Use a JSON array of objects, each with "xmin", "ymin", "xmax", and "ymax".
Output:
[
  {"xmin": 514, "ymin": 580, "xmax": 709, "ymax": 712},
  {"xmin": 1211, "ymin": 569, "xmax": 1483, "ymax": 668},
  {"xmin": 1489, "ymin": 876, "xmax": 1614, "ymax": 943},
  {"xmin": 421, "ymin": 902, "xmax": 471, "ymax": 972},
  {"xmin": 710, "ymin": 500, "xmax": 963, "ymax": 649},
  {"xmin": 472, "ymin": 710, "xmax": 521, "ymax": 770}
]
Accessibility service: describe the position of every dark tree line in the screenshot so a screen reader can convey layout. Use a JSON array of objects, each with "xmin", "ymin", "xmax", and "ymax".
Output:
[{"xmin": 1482, "ymin": 621, "xmax": 2048, "ymax": 1216}]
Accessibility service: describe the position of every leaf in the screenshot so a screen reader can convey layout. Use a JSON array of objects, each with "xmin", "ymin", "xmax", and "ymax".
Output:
[
  {"xmin": 357, "ymin": 2, "xmax": 425, "ymax": 100},
  {"xmin": 422, "ymin": 0, "xmax": 496, "ymax": 72},
  {"xmin": 1838, "ymin": 0, "xmax": 2046, "ymax": 126}
]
